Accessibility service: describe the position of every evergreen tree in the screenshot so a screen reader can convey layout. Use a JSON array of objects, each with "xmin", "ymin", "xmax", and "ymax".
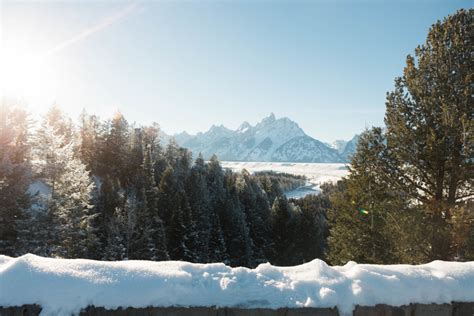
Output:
[
  {"xmin": 326, "ymin": 9, "xmax": 473, "ymax": 264},
  {"xmin": 380, "ymin": 9, "xmax": 472, "ymax": 260},
  {"xmin": 93, "ymin": 112, "xmax": 131, "ymax": 252},
  {"xmin": 207, "ymin": 155, "xmax": 226, "ymax": 210},
  {"xmin": 208, "ymin": 207, "xmax": 228, "ymax": 263},
  {"xmin": 54, "ymin": 149, "xmax": 98, "ymax": 257},
  {"xmin": 237, "ymin": 170, "xmax": 273, "ymax": 265},
  {"xmin": 18, "ymin": 207, "xmax": 53, "ymax": 256},
  {"xmin": 167, "ymin": 190, "xmax": 194, "ymax": 261},
  {"xmin": 206, "ymin": 155, "xmax": 230, "ymax": 263},
  {"xmin": 450, "ymin": 201, "xmax": 474, "ymax": 261},
  {"xmin": 270, "ymin": 196, "xmax": 299, "ymax": 266},
  {"xmin": 293, "ymin": 194, "xmax": 330, "ymax": 263},
  {"xmin": 79, "ymin": 110, "xmax": 101, "ymax": 173},
  {"xmin": 326, "ymin": 129, "xmax": 406, "ymax": 264},
  {"xmin": 157, "ymin": 166, "xmax": 178, "ymax": 227},
  {"xmin": 140, "ymin": 143, "xmax": 169, "ymax": 260},
  {"xmin": 35, "ymin": 108, "xmax": 98, "ymax": 258},
  {"xmin": 154, "ymin": 153, "xmax": 168, "ymax": 186},
  {"xmin": 257, "ymin": 174, "xmax": 284, "ymax": 206},
  {"xmin": 103, "ymin": 202, "xmax": 127, "ymax": 260},
  {"xmin": 97, "ymin": 112, "xmax": 130, "ymax": 186},
  {"xmin": 185, "ymin": 154, "xmax": 211, "ymax": 262},
  {"xmin": 221, "ymin": 174, "xmax": 253, "ymax": 267},
  {"xmin": 42, "ymin": 105, "xmax": 74, "ymax": 145},
  {"xmin": 174, "ymin": 148, "xmax": 192, "ymax": 188},
  {"xmin": 128, "ymin": 128, "xmax": 145, "ymax": 187},
  {"xmin": 0, "ymin": 104, "xmax": 31, "ymax": 255},
  {"xmin": 95, "ymin": 179, "xmax": 123, "ymax": 252}
]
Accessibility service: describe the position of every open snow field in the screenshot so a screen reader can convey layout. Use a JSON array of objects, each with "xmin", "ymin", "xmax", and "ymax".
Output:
[
  {"xmin": 1, "ymin": 254, "xmax": 473, "ymax": 316},
  {"xmin": 221, "ymin": 162, "xmax": 349, "ymax": 198}
]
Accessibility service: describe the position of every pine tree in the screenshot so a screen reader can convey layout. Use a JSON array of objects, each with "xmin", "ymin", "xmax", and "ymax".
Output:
[
  {"xmin": 257, "ymin": 174, "xmax": 284, "ymax": 206},
  {"xmin": 221, "ymin": 173, "xmax": 253, "ymax": 267},
  {"xmin": 0, "ymin": 104, "xmax": 31, "ymax": 255},
  {"xmin": 93, "ymin": 112, "xmax": 131, "ymax": 254},
  {"xmin": 326, "ymin": 129, "xmax": 406, "ymax": 265},
  {"xmin": 103, "ymin": 202, "xmax": 127, "ymax": 261},
  {"xmin": 97, "ymin": 112, "xmax": 130, "ymax": 186},
  {"xmin": 207, "ymin": 155, "xmax": 226, "ymax": 209},
  {"xmin": 54, "ymin": 150, "xmax": 98, "ymax": 257},
  {"xmin": 95, "ymin": 179, "xmax": 123, "ymax": 254},
  {"xmin": 140, "ymin": 143, "xmax": 168, "ymax": 260},
  {"xmin": 450, "ymin": 201, "xmax": 474, "ymax": 261},
  {"xmin": 42, "ymin": 105, "xmax": 74, "ymax": 145},
  {"xmin": 293, "ymin": 194, "xmax": 330, "ymax": 263},
  {"xmin": 208, "ymin": 207, "xmax": 228, "ymax": 263},
  {"xmin": 128, "ymin": 128, "xmax": 145, "ymax": 187},
  {"xmin": 185, "ymin": 154, "xmax": 211, "ymax": 262},
  {"xmin": 35, "ymin": 108, "xmax": 98, "ymax": 258},
  {"xmin": 174, "ymin": 148, "xmax": 192, "ymax": 188},
  {"xmin": 380, "ymin": 9, "xmax": 473, "ymax": 260},
  {"xmin": 167, "ymin": 190, "xmax": 194, "ymax": 261},
  {"xmin": 18, "ymin": 207, "xmax": 53, "ymax": 256},
  {"xmin": 206, "ymin": 155, "xmax": 230, "ymax": 263},
  {"xmin": 270, "ymin": 196, "xmax": 299, "ymax": 266},
  {"xmin": 154, "ymin": 154, "xmax": 168, "ymax": 187},
  {"xmin": 78, "ymin": 110, "xmax": 100, "ymax": 173},
  {"xmin": 237, "ymin": 170, "xmax": 273, "ymax": 265},
  {"xmin": 157, "ymin": 166, "xmax": 178, "ymax": 227},
  {"xmin": 163, "ymin": 138, "xmax": 181, "ymax": 169}
]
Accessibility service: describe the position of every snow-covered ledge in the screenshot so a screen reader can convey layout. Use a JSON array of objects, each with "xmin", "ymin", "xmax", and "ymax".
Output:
[{"xmin": 1, "ymin": 255, "xmax": 473, "ymax": 316}]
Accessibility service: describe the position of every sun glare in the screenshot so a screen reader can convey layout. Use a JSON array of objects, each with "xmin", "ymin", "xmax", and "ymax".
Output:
[{"xmin": 0, "ymin": 49, "xmax": 58, "ymax": 105}]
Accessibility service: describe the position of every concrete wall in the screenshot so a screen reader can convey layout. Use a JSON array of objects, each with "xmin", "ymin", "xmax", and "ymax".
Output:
[{"xmin": 0, "ymin": 303, "xmax": 473, "ymax": 316}]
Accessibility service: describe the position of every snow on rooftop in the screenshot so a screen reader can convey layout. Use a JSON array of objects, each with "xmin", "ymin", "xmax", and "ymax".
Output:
[{"xmin": 1, "ymin": 255, "xmax": 473, "ymax": 316}]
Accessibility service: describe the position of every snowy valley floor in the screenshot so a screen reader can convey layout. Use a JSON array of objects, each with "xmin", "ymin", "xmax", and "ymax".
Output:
[
  {"xmin": 1, "ymin": 255, "xmax": 473, "ymax": 316},
  {"xmin": 220, "ymin": 162, "xmax": 349, "ymax": 198}
]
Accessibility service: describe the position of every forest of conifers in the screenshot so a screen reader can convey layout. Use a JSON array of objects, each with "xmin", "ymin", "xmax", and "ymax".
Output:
[
  {"xmin": 0, "ymin": 104, "xmax": 330, "ymax": 267},
  {"xmin": 0, "ymin": 9, "xmax": 472, "ymax": 266}
]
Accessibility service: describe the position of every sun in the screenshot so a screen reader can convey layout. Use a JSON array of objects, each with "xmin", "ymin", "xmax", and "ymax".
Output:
[{"xmin": 0, "ymin": 49, "xmax": 58, "ymax": 105}]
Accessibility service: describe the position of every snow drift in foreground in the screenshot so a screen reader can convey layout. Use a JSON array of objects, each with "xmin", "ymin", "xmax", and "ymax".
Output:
[{"xmin": 1, "ymin": 255, "xmax": 473, "ymax": 316}]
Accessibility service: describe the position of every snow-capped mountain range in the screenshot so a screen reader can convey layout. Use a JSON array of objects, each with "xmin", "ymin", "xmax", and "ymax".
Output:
[{"xmin": 163, "ymin": 113, "xmax": 359, "ymax": 163}]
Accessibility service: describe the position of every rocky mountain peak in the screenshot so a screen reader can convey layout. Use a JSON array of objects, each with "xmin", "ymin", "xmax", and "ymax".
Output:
[{"xmin": 164, "ymin": 114, "xmax": 359, "ymax": 163}]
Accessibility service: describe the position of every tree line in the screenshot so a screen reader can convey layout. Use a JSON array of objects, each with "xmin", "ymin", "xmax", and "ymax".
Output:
[{"xmin": 0, "ymin": 105, "xmax": 328, "ymax": 267}]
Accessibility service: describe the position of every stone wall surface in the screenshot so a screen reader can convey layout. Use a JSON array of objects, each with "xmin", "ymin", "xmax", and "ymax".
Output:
[
  {"xmin": 0, "ymin": 303, "xmax": 473, "ymax": 316},
  {"xmin": 352, "ymin": 303, "xmax": 474, "ymax": 316}
]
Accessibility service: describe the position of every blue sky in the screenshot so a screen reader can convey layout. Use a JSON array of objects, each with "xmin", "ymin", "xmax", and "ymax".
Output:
[{"xmin": 2, "ymin": 0, "xmax": 470, "ymax": 142}]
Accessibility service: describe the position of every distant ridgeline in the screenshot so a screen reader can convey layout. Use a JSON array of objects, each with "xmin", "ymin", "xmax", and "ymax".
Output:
[{"xmin": 161, "ymin": 113, "xmax": 359, "ymax": 163}]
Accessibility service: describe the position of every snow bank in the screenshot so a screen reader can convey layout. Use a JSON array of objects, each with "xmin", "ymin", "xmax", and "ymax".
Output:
[{"xmin": 1, "ymin": 255, "xmax": 473, "ymax": 316}]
